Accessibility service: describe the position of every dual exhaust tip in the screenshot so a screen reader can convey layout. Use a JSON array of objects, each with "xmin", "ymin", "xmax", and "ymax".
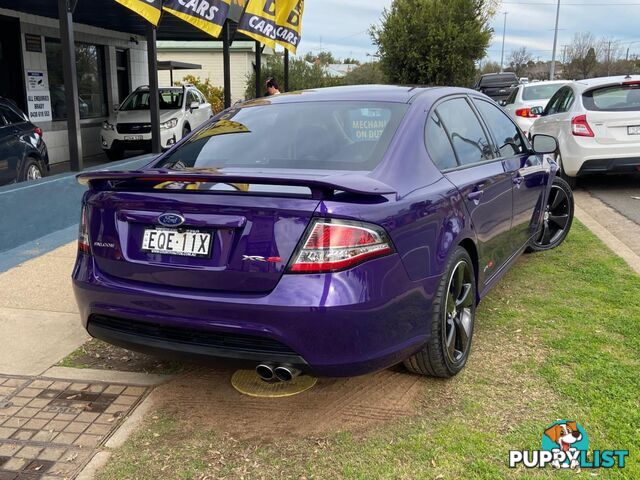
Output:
[{"xmin": 256, "ymin": 364, "xmax": 300, "ymax": 382}]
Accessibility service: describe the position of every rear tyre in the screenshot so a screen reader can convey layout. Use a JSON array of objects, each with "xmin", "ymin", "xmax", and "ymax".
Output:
[
  {"xmin": 105, "ymin": 147, "xmax": 124, "ymax": 161},
  {"xmin": 526, "ymin": 176, "xmax": 574, "ymax": 253},
  {"xmin": 557, "ymin": 152, "xmax": 577, "ymax": 189},
  {"xmin": 403, "ymin": 247, "xmax": 476, "ymax": 378},
  {"xmin": 20, "ymin": 158, "xmax": 44, "ymax": 182}
]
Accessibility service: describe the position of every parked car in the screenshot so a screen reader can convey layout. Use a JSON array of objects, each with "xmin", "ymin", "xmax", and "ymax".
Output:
[
  {"xmin": 501, "ymin": 80, "xmax": 570, "ymax": 136},
  {"xmin": 101, "ymin": 84, "xmax": 213, "ymax": 160},
  {"xmin": 474, "ymin": 72, "xmax": 518, "ymax": 102},
  {"xmin": 0, "ymin": 98, "xmax": 49, "ymax": 186},
  {"xmin": 530, "ymin": 75, "xmax": 640, "ymax": 187},
  {"xmin": 74, "ymin": 85, "xmax": 573, "ymax": 381}
]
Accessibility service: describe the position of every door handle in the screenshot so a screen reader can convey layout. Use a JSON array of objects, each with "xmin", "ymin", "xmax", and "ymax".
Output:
[{"xmin": 467, "ymin": 190, "xmax": 484, "ymax": 202}]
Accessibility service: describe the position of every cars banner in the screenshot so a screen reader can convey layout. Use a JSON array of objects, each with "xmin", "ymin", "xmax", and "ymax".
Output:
[
  {"xmin": 162, "ymin": 0, "xmax": 232, "ymax": 38},
  {"xmin": 275, "ymin": 0, "xmax": 304, "ymax": 53},
  {"xmin": 237, "ymin": 0, "xmax": 277, "ymax": 47},
  {"xmin": 115, "ymin": 0, "xmax": 163, "ymax": 26}
]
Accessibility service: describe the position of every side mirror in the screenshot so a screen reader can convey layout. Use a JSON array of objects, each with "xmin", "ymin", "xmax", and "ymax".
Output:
[
  {"xmin": 499, "ymin": 100, "xmax": 507, "ymax": 107},
  {"xmin": 531, "ymin": 134, "xmax": 558, "ymax": 155},
  {"xmin": 189, "ymin": 101, "xmax": 200, "ymax": 111},
  {"xmin": 530, "ymin": 106, "xmax": 544, "ymax": 116}
]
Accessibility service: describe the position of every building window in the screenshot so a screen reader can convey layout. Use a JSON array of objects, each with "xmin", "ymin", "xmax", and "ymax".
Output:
[{"xmin": 45, "ymin": 38, "xmax": 108, "ymax": 121}]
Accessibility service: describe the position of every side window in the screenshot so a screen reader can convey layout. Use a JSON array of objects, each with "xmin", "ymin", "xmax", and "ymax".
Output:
[
  {"xmin": 473, "ymin": 99, "xmax": 525, "ymax": 156},
  {"xmin": 436, "ymin": 98, "xmax": 493, "ymax": 166},
  {"xmin": 198, "ymin": 91, "xmax": 207, "ymax": 104},
  {"xmin": 425, "ymin": 112, "xmax": 457, "ymax": 170},
  {"xmin": 544, "ymin": 88, "xmax": 567, "ymax": 116},
  {"xmin": 557, "ymin": 89, "xmax": 574, "ymax": 113},
  {"xmin": 187, "ymin": 90, "xmax": 198, "ymax": 107},
  {"xmin": 1, "ymin": 106, "xmax": 26, "ymax": 125},
  {"xmin": 505, "ymin": 88, "xmax": 518, "ymax": 105}
]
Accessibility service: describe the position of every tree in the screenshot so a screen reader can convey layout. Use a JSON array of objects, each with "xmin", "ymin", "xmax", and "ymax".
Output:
[
  {"xmin": 565, "ymin": 33, "xmax": 601, "ymax": 79},
  {"xmin": 342, "ymin": 62, "xmax": 388, "ymax": 85},
  {"xmin": 176, "ymin": 75, "xmax": 224, "ymax": 113},
  {"xmin": 303, "ymin": 51, "xmax": 337, "ymax": 65},
  {"xmin": 508, "ymin": 47, "xmax": 533, "ymax": 77},
  {"xmin": 244, "ymin": 54, "xmax": 342, "ymax": 100},
  {"xmin": 371, "ymin": 0, "xmax": 493, "ymax": 86},
  {"xmin": 342, "ymin": 58, "xmax": 361, "ymax": 65}
]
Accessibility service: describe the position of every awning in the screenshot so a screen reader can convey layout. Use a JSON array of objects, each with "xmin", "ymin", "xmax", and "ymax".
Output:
[{"xmin": 0, "ymin": 0, "xmax": 249, "ymax": 41}]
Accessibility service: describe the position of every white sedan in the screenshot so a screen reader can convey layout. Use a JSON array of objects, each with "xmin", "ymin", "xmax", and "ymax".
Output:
[
  {"xmin": 501, "ymin": 80, "xmax": 569, "ymax": 136},
  {"xmin": 529, "ymin": 76, "xmax": 640, "ymax": 187}
]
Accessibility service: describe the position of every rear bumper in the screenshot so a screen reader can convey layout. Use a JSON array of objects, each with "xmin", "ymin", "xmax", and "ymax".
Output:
[
  {"xmin": 561, "ymin": 135, "xmax": 640, "ymax": 176},
  {"xmin": 577, "ymin": 157, "xmax": 640, "ymax": 176},
  {"xmin": 72, "ymin": 254, "xmax": 438, "ymax": 377}
]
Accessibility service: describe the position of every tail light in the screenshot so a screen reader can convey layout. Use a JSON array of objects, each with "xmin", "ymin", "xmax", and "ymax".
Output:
[
  {"xmin": 78, "ymin": 205, "xmax": 91, "ymax": 255},
  {"xmin": 571, "ymin": 115, "xmax": 595, "ymax": 137},
  {"xmin": 34, "ymin": 127, "xmax": 43, "ymax": 138},
  {"xmin": 515, "ymin": 108, "xmax": 540, "ymax": 118},
  {"xmin": 288, "ymin": 219, "xmax": 394, "ymax": 273}
]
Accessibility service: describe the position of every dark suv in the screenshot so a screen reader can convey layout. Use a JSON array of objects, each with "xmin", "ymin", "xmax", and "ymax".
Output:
[
  {"xmin": 475, "ymin": 73, "xmax": 519, "ymax": 102},
  {"xmin": 0, "ymin": 98, "xmax": 49, "ymax": 186}
]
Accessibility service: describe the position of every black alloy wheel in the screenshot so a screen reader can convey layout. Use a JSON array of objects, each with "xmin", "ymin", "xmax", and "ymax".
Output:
[{"xmin": 527, "ymin": 176, "xmax": 574, "ymax": 252}]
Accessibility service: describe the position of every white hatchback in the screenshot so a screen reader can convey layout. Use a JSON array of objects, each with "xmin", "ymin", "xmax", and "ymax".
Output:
[
  {"xmin": 502, "ymin": 80, "xmax": 569, "ymax": 136},
  {"xmin": 530, "ymin": 76, "xmax": 640, "ymax": 187},
  {"xmin": 101, "ymin": 85, "xmax": 213, "ymax": 160}
]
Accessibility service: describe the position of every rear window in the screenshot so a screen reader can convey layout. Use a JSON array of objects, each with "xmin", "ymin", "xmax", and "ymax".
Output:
[
  {"xmin": 522, "ymin": 83, "xmax": 566, "ymax": 101},
  {"xmin": 155, "ymin": 101, "xmax": 408, "ymax": 172},
  {"xmin": 480, "ymin": 74, "xmax": 517, "ymax": 86},
  {"xmin": 582, "ymin": 84, "xmax": 640, "ymax": 112}
]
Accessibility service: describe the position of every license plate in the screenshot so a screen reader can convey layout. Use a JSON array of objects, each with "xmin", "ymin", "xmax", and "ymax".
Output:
[
  {"xmin": 628, "ymin": 126, "xmax": 640, "ymax": 135},
  {"xmin": 142, "ymin": 228, "xmax": 212, "ymax": 257},
  {"xmin": 124, "ymin": 135, "xmax": 144, "ymax": 141}
]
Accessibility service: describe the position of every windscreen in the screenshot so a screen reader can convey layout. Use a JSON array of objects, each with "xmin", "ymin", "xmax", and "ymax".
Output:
[
  {"xmin": 582, "ymin": 83, "xmax": 640, "ymax": 111},
  {"xmin": 121, "ymin": 90, "xmax": 184, "ymax": 111},
  {"xmin": 522, "ymin": 83, "xmax": 566, "ymax": 101},
  {"xmin": 154, "ymin": 101, "xmax": 408, "ymax": 172}
]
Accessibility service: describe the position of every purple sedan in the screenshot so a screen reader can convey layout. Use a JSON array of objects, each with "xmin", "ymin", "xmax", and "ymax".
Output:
[{"xmin": 73, "ymin": 85, "xmax": 574, "ymax": 380}]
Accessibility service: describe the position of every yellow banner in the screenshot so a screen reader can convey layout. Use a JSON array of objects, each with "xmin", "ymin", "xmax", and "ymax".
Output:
[
  {"xmin": 237, "ymin": 0, "xmax": 277, "ymax": 48},
  {"xmin": 163, "ymin": 0, "xmax": 231, "ymax": 38},
  {"xmin": 115, "ymin": 0, "xmax": 163, "ymax": 26},
  {"xmin": 275, "ymin": 0, "xmax": 304, "ymax": 53}
]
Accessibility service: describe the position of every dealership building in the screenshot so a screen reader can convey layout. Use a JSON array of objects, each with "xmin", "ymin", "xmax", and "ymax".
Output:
[
  {"xmin": 0, "ymin": 2, "xmax": 266, "ymax": 172},
  {"xmin": 0, "ymin": 6, "xmax": 150, "ymax": 168}
]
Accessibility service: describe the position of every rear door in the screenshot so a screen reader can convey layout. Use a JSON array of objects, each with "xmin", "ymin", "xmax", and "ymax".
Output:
[
  {"xmin": 434, "ymin": 96, "xmax": 514, "ymax": 285},
  {"xmin": 581, "ymin": 82, "xmax": 640, "ymax": 144},
  {"xmin": 531, "ymin": 86, "xmax": 575, "ymax": 137},
  {"xmin": 473, "ymin": 97, "xmax": 549, "ymax": 250},
  {"xmin": 0, "ymin": 105, "xmax": 26, "ymax": 184},
  {"xmin": 0, "ymin": 113, "xmax": 13, "ymax": 185}
]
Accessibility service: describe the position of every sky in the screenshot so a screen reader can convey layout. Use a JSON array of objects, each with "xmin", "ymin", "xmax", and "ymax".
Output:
[{"xmin": 296, "ymin": 0, "xmax": 640, "ymax": 64}]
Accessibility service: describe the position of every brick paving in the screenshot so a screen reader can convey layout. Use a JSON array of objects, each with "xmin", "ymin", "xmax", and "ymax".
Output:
[{"xmin": 0, "ymin": 375, "xmax": 146, "ymax": 479}]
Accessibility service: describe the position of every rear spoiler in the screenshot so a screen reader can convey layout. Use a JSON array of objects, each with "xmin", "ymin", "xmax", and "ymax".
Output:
[{"xmin": 76, "ymin": 170, "xmax": 397, "ymax": 198}]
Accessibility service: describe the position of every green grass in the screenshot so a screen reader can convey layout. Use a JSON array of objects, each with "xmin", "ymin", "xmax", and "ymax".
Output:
[{"xmin": 98, "ymin": 222, "xmax": 639, "ymax": 479}]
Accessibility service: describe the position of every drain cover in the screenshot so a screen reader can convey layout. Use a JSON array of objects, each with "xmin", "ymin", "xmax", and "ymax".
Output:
[{"xmin": 231, "ymin": 370, "xmax": 317, "ymax": 397}]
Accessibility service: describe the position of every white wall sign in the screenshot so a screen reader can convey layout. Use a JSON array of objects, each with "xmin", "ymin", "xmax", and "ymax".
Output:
[
  {"xmin": 25, "ymin": 70, "xmax": 53, "ymax": 123},
  {"xmin": 26, "ymin": 92, "xmax": 53, "ymax": 123}
]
